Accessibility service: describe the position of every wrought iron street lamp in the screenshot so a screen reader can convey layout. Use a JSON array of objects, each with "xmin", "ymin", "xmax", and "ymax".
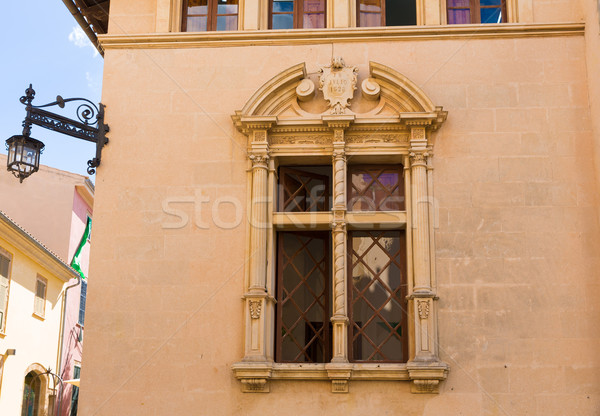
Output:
[{"xmin": 6, "ymin": 84, "xmax": 109, "ymax": 182}]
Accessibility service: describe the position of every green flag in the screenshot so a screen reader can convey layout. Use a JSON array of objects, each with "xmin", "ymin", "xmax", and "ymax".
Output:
[{"xmin": 71, "ymin": 217, "xmax": 91, "ymax": 280}]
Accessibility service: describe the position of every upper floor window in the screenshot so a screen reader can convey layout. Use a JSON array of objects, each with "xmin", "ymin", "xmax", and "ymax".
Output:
[
  {"xmin": 270, "ymin": 0, "xmax": 326, "ymax": 29},
  {"xmin": 447, "ymin": 0, "xmax": 506, "ymax": 24},
  {"xmin": 182, "ymin": 0, "xmax": 239, "ymax": 31},
  {"xmin": 0, "ymin": 252, "xmax": 11, "ymax": 333},
  {"xmin": 358, "ymin": 0, "xmax": 416, "ymax": 27},
  {"xmin": 33, "ymin": 276, "xmax": 47, "ymax": 318},
  {"xmin": 78, "ymin": 280, "xmax": 88, "ymax": 326}
]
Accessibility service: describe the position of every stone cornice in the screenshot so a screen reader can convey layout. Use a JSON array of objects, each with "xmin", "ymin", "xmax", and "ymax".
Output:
[{"xmin": 99, "ymin": 23, "xmax": 584, "ymax": 50}]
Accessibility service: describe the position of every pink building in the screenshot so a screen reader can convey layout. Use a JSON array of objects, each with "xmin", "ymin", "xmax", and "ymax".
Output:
[{"xmin": 0, "ymin": 154, "xmax": 93, "ymax": 416}]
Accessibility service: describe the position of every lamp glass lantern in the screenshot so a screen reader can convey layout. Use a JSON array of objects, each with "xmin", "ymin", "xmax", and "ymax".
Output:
[{"xmin": 6, "ymin": 135, "xmax": 45, "ymax": 183}]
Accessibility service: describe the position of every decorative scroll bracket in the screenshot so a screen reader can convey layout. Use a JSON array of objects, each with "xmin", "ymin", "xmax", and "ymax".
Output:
[{"xmin": 20, "ymin": 84, "xmax": 109, "ymax": 175}]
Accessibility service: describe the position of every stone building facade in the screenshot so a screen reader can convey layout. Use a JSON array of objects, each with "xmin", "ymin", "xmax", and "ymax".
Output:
[{"xmin": 72, "ymin": 0, "xmax": 600, "ymax": 414}]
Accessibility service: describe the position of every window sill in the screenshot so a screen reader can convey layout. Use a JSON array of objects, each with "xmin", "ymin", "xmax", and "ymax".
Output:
[
  {"xmin": 232, "ymin": 360, "xmax": 448, "ymax": 393},
  {"xmin": 32, "ymin": 312, "xmax": 45, "ymax": 321},
  {"xmin": 272, "ymin": 211, "xmax": 406, "ymax": 230}
]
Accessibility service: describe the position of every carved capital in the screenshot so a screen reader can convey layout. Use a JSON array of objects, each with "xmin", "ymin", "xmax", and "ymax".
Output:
[
  {"xmin": 249, "ymin": 300, "xmax": 262, "ymax": 319},
  {"xmin": 331, "ymin": 220, "xmax": 346, "ymax": 232},
  {"xmin": 409, "ymin": 151, "xmax": 429, "ymax": 167},
  {"xmin": 332, "ymin": 147, "xmax": 346, "ymax": 160},
  {"xmin": 249, "ymin": 152, "xmax": 270, "ymax": 169}
]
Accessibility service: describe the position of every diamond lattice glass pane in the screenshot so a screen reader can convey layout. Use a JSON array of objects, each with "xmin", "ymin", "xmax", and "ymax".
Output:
[
  {"xmin": 279, "ymin": 166, "xmax": 330, "ymax": 212},
  {"xmin": 348, "ymin": 166, "xmax": 404, "ymax": 211},
  {"xmin": 349, "ymin": 231, "xmax": 407, "ymax": 362},
  {"xmin": 277, "ymin": 232, "xmax": 329, "ymax": 363}
]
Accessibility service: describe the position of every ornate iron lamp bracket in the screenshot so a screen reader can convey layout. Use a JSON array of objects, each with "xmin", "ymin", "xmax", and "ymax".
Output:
[{"xmin": 20, "ymin": 84, "xmax": 109, "ymax": 175}]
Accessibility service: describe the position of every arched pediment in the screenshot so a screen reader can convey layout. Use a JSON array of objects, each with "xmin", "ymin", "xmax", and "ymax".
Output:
[
  {"xmin": 238, "ymin": 62, "xmax": 307, "ymax": 118},
  {"xmin": 368, "ymin": 61, "xmax": 436, "ymax": 114},
  {"xmin": 233, "ymin": 59, "xmax": 446, "ymax": 133}
]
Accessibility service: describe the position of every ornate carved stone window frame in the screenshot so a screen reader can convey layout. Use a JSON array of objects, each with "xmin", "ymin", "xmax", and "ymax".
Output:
[{"xmin": 231, "ymin": 59, "xmax": 448, "ymax": 394}]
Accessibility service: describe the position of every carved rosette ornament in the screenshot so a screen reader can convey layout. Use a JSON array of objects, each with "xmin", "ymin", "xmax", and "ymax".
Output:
[
  {"xmin": 249, "ymin": 300, "xmax": 262, "ymax": 319},
  {"xmin": 417, "ymin": 300, "xmax": 430, "ymax": 320},
  {"xmin": 319, "ymin": 57, "xmax": 358, "ymax": 115}
]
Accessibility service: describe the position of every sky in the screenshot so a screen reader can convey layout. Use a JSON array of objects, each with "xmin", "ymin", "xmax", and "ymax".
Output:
[{"xmin": 0, "ymin": 1, "xmax": 104, "ymax": 181}]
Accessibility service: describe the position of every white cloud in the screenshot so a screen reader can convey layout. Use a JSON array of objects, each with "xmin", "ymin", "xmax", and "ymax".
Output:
[
  {"xmin": 86, "ymin": 72, "xmax": 101, "ymax": 94},
  {"xmin": 68, "ymin": 26, "xmax": 99, "ymax": 57}
]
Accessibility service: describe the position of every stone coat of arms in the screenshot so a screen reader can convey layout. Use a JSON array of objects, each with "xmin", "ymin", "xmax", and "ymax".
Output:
[{"xmin": 319, "ymin": 57, "xmax": 358, "ymax": 114}]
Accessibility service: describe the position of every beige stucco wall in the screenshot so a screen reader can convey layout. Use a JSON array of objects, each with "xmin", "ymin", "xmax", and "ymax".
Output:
[{"xmin": 80, "ymin": 15, "xmax": 600, "ymax": 413}]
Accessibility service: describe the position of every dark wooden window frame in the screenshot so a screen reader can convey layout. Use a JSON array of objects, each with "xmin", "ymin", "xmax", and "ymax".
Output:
[
  {"xmin": 275, "ymin": 231, "xmax": 331, "ymax": 363},
  {"xmin": 181, "ymin": 0, "xmax": 239, "ymax": 31},
  {"xmin": 446, "ymin": 0, "xmax": 507, "ymax": 24},
  {"xmin": 269, "ymin": 0, "xmax": 327, "ymax": 29},
  {"xmin": 347, "ymin": 230, "xmax": 408, "ymax": 363}
]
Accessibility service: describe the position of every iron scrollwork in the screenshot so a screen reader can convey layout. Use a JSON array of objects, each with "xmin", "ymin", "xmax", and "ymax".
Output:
[{"xmin": 20, "ymin": 84, "xmax": 109, "ymax": 175}]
